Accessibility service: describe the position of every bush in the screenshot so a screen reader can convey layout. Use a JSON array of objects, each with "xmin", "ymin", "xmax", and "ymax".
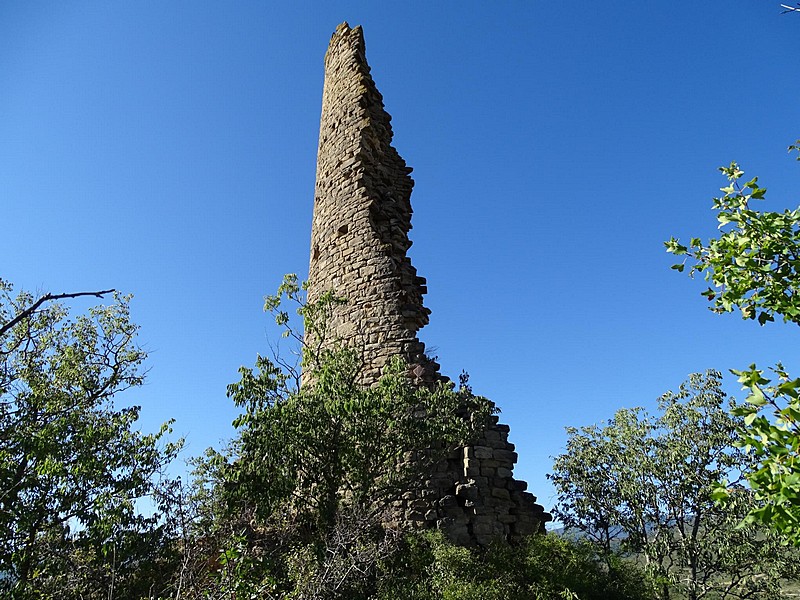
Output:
[{"xmin": 377, "ymin": 531, "xmax": 654, "ymax": 600}]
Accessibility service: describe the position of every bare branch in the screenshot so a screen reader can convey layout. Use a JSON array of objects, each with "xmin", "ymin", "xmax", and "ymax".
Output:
[
  {"xmin": 0, "ymin": 289, "xmax": 115, "ymax": 338},
  {"xmin": 781, "ymin": 3, "xmax": 800, "ymax": 13}
]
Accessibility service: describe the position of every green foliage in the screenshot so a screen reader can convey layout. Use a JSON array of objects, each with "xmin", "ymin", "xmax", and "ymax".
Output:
[
  {"xmin": 0, "ymin": 280, "xmax": 181, "ymax": 599},
  {"xmin": 183, "ymin": 274, "xmax": 657, "ymax": 598},
  {"xmin": 188, "ymin": 275, "xmax": 495, "ymax": 598},
  {"xmin": 667, "ymin": 144, "xmax": 800, "ymax": 548},
  {"xmin": 223, "ymin": 351, "xmax": 486, "ymax": 532},
  {"xmin": 377, "ymin": 530, "xmax": 653, "ymax": 600},
  {"xmin": 221, "ymin": 275, "xmax": 491, "ymax": 529},
  {"xmin": 666, "ymin": 143, "xmax": 800, "ymax": 326},
  {"xmin": 549, "ymin": 371, "xmax": 799, "ymax": 600},
  {"xmin": 715, "ymin": 363, "xmax": 800, "ymax": 544}
]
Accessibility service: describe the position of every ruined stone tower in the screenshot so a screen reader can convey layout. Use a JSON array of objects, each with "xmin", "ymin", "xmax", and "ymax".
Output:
[
  {"xmin": 308, "ymin": 22, "xmax": 438, "ymax": 386},
  {"xmin": 308, "ymin": 22, "xmax": 550, "ymax": 545}
]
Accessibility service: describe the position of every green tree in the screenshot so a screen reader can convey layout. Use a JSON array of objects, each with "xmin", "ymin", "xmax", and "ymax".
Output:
[
  {"xmin": 0, "ymin": 280, "xmax": 181, "ymax": 599},
  {"xmin": 667, "ymin": 144, "xmax": 800, "ymax": 544},
  {"xmin": 549, "ymin": 371, "xmax": 799, "ymax": 600},
  {"xmin": 191, "ymin": 275, "xmax": 494, "ymax": 598}
]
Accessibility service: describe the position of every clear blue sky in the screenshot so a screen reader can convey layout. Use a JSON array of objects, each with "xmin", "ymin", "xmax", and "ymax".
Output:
[{"xmin": 3, "ymin": 1, "xmax": 800, "ymax": 517}]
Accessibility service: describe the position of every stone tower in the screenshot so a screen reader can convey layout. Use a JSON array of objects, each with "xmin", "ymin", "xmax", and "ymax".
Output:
[
  {"xmin": 308, "ymin": 22, "xmax": 550, "ymax": 545},
  {"xmin": 308, "ymin": 22, "xmax": 439, "ymax": 386}
]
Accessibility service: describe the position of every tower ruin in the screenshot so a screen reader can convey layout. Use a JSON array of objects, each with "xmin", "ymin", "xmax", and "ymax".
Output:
[
  {"xmin": 308, "ymin": 22, "xmax": 438, "ymax": 386},
  {"xmin": 308, "ymin": 22, "xmax": 550, "ymax": 545}
]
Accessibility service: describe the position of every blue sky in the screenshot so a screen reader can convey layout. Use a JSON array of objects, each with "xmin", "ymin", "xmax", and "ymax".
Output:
[{"xmin": 3, "ymin": 1, "xmax": 800, "ymax": 516}]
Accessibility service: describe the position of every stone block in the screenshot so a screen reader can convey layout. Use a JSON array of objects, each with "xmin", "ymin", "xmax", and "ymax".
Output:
[
  {"xmin": 483, "ymin": 496, "xmax": 502, "ymax": 509},
  {"xmin": 488, "ymin": 438, "xmax": 512, "ymax": 449},
  {"xmin": 472, "ymin": 520, "xmax": 495, "ymax": 535},
  {"xmin": 494, "ymin": 449, "xmax": 518, "ymax": 463},
  {"xmin": 498, "ymin": 514, "xmax": 517, "ymax": 524},
  {"xmin": 482, "ymin": 429, "xmax": 504, "ymax": 443},
  {"xmin": 509, "ymin": 479, "xmax": 528, "ymax": 492},
  {"xmin": 473, "ymin": 446, "xmax": 494, "ymax": 459},
  {"xmin": 491, "ymin": 488, "xmax": 510, "ymax": 500}
]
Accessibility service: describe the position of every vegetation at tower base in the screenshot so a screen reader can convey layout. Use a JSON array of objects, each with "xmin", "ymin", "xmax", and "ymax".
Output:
[
  {"xmin": 550, "ymin": 370, "xmax": 800, "ymax": 600},
  {"xmin": 172, "ymin": 275, "xmax": 650, "ymax": 600},
  {"xmin": 192, "ymin": 275, "xmax": 491, "ymax": 596},
  {"xmin": 373, "ymin": 530, "xmax": 653, "ymax": 600},
  {"xmin": 0, "ymin": 280, "xmax": 182, "ymax": 599},
  {"xmin": 667, "ymin": 142, "xmax": 800, "ymax": 545}
]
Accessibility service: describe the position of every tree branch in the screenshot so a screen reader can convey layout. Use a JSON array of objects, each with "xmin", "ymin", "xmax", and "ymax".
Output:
[
  {"xmin": 781, "ymin": 3, "xmax": 800, "ymax": 13},
  {"xmin": 0, "ymin": 289, "xmax": 115, "ymax": 338}
]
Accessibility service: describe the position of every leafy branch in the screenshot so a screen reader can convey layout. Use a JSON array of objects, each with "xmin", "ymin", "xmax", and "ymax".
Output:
[
  {"xmin": 666, "ymin": 142, "xmax": 800, "ymax": 326},
  {"xmin": 722, "ymin": 364, "xmax": 800, "ymax": 542},
  {"xmin": 668, "ymin": 141, "xmax": 800, "ymax": 546}
]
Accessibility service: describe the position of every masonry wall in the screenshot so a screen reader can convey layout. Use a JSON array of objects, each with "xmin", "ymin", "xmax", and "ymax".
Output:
[
  {"xmin": 307, "ymin": 22, "xmax": 550, "ymax": 545},
  {"xmin": 308, "ymin": 22, "xmax": 437, "ymax": 385}
]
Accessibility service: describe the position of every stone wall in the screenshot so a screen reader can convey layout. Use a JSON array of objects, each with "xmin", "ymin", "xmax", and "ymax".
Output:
[
  {"xmin": 389, "ymin": 414, "xmax": 550, "ymax": 546},
  {"xmin": 307, "ymin": 22, "xmax": 550, "ymax": 545}
]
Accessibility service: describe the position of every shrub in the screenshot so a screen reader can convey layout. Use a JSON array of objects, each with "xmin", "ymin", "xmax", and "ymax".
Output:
[{"xmin": 377, "ymin": 531, "xmax": 654, "ymax": 600}]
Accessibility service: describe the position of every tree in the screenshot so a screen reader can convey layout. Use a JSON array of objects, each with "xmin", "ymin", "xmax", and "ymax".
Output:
[
  {"xmin": 0, "ymin": 279, "xmax": 181, "ymax": 598},
  {"xmin": 190, "ymin": 275, "xmax": 495, "ymax": 598},
  {"xmin": 667, "ymin": 144, "xmax": 800, "ymax": 544},
  {"xmin": 549, "ymin": 371, "xmax": 800, "ymax": 600}
]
